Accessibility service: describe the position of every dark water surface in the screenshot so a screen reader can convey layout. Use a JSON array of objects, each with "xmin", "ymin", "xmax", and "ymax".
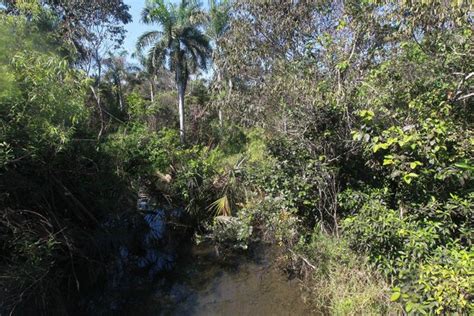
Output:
[
  {"xmin": 129, "ymin": 243, "xmax": 311, "ymax": 316},
  {"xmin": 88, "ymin": 207, "xmax": 311, "ymax": 315}
]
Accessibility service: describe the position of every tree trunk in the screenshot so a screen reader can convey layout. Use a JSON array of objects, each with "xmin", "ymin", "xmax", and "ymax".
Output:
[
  {"xmin": 90, "ymin": 86, "xmax": 105, "ymax": 140},
  {"xmin": 116, "ymin": 77, "xmax": 124, "ymax": 111},
  {"xmin": 220, "ymin": 78, "xmax": 232, "ymax": 127},
  {"xmin": 218, "ymin": 109, "xmax": 223, "ymax": 127},
  {"xmin": 149, "ymin": 80, "xmax": 154, "ymax": 103},
  {"xmin": 214, "ymin": 58, "xmax": 225, "ymax": 127},
  {"xmin": 178, "ymin": 82, "xmax": 185, "ymax": 143}
]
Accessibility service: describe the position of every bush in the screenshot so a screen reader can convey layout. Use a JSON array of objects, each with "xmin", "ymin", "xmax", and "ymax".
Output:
[
  {"xmin": 392, "ymin": 246, "xmax": 473, "ymax": 314},
  {"xmin": 293, "ymin": 230, "xmax": 397, "ymax": 315},
  {"xmin": 341, "ymin": 188, "xmax": 473, "ymax": 314}
]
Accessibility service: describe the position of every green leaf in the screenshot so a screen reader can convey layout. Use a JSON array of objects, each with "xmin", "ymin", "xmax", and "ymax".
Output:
[
  {"xmin": 352, "ymin": 131, "xmax": 362, "ymax": 141},
  {"xmin": 403, "ymin": 173, "xmax": 418, "ymax": 184},
  {"xmin": 373, "ymin": 143, "xmax": 389, "ymax": 153},
  {"xmin": 383, "ymin": 155, "xmax": 394, "ymax": 166},
  {"xmin": 454, "ymin": 162, "xmax": 474, "ymax": 171},
  {"xmin": 409, "ymin": 161, "xmax": 423, "ymax": 169},
  {"xmin": 390, "ymin": 291, "xmax": 401, "ymax": 302},
  {"xmin": 336, "ymin": 60, "xmax": 349, "ymax": 71},
  {"xmin": 359, "ymin": 109, "xmax": 375, "ymax": 121}
]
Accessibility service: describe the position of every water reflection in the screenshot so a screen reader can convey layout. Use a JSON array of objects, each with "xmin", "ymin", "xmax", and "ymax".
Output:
[
  {"xmin": 87, "ymin": 206, "xmax": 311, "ymax": 315},
  {"xmin": 129, "ymin": 243, "xmax": 312, "ymax": 316}
]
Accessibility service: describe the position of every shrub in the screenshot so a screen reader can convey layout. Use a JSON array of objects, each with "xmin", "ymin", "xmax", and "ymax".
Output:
[
  {"xmin": 341, "ymin": 188, "xmax": 473, "ymax": 314},
  {"xmin": 392, "ymin": 246, "xmax": 473, "ymax": 314},
  {"xmin": 293, "ymin": 230, "xmax": 397, "ymax": 315}
]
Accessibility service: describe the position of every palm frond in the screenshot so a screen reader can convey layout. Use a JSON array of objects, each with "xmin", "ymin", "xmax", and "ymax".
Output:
[
  {"xmin": 141, "ymin": 6, "xmax": 153, "ymax": 23},
  {"xmin": 186, "ymin": 44, "xmax": 209, "ymax": 71},
  {"xmin": 176, "ymin": 0, "xmax": 206, "ymax": 27},
  {"xmin": 208, "ymin": 195, "xmax": 232, "ymax": 217},
  {"xmin": 147, "ymin": 41, "xmax": 168, "ymax": 71},
  {"xmin": 182, "ymin": 27, "xmax": 212, "ymax": 50},
  {"xmin": 142, "ymin": 0, "xmax": 171, "ymax": 24},
  {"xmin": 181, "ymin": 28, "xmax": 211, "ymax": 71},
  {"xmin": 136, "ymin": 30, "xmax": 163, "ymax": 52},
  {"xmin": 208, "ymin": 0, "xmax": 231, "ymax": 39},
  {"xmin": 137, "ymin": 0, "xmax": 210, "ymax": 84}
]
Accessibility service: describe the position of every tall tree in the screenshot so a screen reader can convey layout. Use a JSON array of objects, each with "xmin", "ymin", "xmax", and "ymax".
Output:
[
  {"xmin": 137, "ymin": 0, "xmax": 211, "ymax": 143},
  {"xmin": 1, "ymin": 0, "xmax": 132, "ymax": 140},
  {"xmin": 206, "ymin": 0, "xmax": 231, "ymax": 126},
  {"xmin": 1, "ymin": 0, "xmax": 132, "ymax": 65}
]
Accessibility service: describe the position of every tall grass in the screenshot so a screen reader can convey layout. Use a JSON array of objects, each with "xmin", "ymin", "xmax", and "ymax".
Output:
[{"xmin": 288, "ymin": 231, "xmax": 400, "ymax": 315}]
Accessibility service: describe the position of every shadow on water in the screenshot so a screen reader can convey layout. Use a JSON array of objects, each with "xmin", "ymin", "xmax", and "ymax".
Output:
[
  {"xmin": 83, "ymin": 205, "xmax": 311, "ymax": 316},
  {"xmin": 128, "ymin": 242, "xmax": 312, "ymax": 316}
]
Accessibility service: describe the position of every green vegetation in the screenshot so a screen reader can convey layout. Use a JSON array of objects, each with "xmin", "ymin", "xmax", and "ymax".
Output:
[
  {"xmin": 137, "ymin": 0, "xmax": 211, "ymax": 142},
  {"xmin": 1, "ymin": 0, "xmax": 472, "ymax": 315}
]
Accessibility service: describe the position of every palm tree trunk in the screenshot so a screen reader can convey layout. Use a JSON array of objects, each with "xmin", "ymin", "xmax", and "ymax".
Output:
[
  {"xmin": 178, "ymin": 82, "xmax": 185, "ymax": 143},
  {"xmin": 214, "ymin": 58, "xmax": 224, "ymax": 127},
  {"xmin": 149, "ymin": 81, "xmax": 154, "ymax": 103}
]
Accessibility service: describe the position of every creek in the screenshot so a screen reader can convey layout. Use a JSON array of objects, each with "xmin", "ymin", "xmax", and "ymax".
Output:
[{"xmin": 84, "ymin": 207, "xmax": 311, "ymax": 315}]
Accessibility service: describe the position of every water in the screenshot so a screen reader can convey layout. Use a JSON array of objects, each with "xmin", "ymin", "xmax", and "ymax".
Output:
[
  {"xmin": 88, "ymin": 207, "xmax": 311, "ymax": 315},
  {"xmin": 128, "ymin": 243, "xmax": 312, "ymax": 316}
]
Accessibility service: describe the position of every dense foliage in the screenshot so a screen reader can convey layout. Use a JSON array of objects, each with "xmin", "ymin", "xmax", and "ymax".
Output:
[
  {"xmin": 213, "ymin": 1, "xmax": 473, "ymax": 314},
  {"xmin": 0, "ymin": 0, "xmax": 472, "ymax": 315}
]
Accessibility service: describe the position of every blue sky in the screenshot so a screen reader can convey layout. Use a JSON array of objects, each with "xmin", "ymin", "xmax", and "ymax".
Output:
[
  {"xmin": 122, "ymin": 1, "xmax": 209, "ymax": 58},
  {"xmin": 122, "ymin": 1, "xmax": 212, "ymax": 78},
  {"xmin": 123, "ymin": 0, "xmax": 155, "ymax": 57}
]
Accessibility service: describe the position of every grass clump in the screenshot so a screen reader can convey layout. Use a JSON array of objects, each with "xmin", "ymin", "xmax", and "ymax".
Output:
[{"xmin": 292, "ymin": 230, "xmax": 399, "ymax": 315}]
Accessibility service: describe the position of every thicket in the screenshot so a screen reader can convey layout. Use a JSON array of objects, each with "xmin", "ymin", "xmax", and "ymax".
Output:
[
  {"xmin": 211, "ymin": 1, "xmax": 473, "ymax": 314},
  {"xmin": 0, "ymin": 4, "xmax": 242, "ymax": 312},
  {"xmin": 1, "ymin": 0, "xmax": 473, "ymax": 315},
  {"xmin": 0, "ymin": 14, "xmax": 135, "ymax": 314}
]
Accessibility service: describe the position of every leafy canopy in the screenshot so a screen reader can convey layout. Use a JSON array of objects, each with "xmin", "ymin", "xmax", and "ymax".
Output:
[{"xmin": 137, "ymin": 0, "xmax": 211, "ymax": 85}]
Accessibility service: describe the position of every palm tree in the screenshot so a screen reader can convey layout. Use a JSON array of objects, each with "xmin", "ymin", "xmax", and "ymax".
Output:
[{"xmin": 137, "ymin": 0, "xmax": 211, "ymax": 143}]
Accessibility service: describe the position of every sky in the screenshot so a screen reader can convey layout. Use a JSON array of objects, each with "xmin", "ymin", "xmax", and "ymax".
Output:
[
  {"xmin": 122, "ymin": 1, "xmax": 209, "ymax": 59},
  {"xmin": 122, "ymin": 0, "xmax": 212, "ymax": 79},
  {"xmin": 123, "ymin": 0, "xmax": 155, "ymax": 58}
]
